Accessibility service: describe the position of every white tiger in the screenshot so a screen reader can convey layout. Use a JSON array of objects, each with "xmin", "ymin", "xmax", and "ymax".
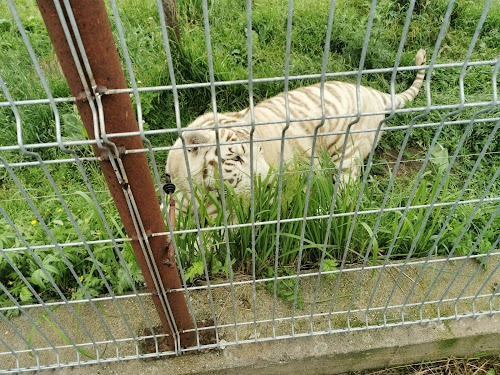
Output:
[{"xmin": 166, "ymin": 49, "xmax": 426, "ymax": 217}]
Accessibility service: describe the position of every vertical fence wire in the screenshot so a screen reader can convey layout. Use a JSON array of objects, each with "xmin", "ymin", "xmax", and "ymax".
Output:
[
  {"xmin": 245, "ymin": 0, "xmax": 259, "ymax": 343},
  {"xmin": 200, "ymin": 0, "xmax": 239, "ymax": 346},
  {"xmin": 271, "ymin": 0, "xmax": 295, "ymax": 338},
  {"xmin": 154, "ymin": 0, "xmax": 208, "ymax": 348},
  {"xmin": 309, "ymin": 0, "xmax": 338, "ymax": 332}
]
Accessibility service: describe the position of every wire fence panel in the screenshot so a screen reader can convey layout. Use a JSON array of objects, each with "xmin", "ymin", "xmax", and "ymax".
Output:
[{"xmin": 0, "ymin": 0, "xmax": 499, "ymax": 373}]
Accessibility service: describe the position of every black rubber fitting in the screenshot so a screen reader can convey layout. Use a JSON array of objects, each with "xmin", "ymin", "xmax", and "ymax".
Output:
[{"xmin": 163, "ymin": 173, "xmax": 176, "ymax": 194}]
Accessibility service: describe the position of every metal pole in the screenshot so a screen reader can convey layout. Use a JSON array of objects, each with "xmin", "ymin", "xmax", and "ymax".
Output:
[{"xmin": 36, "ymin": 0, "xmax": 194, "ymax": 349}]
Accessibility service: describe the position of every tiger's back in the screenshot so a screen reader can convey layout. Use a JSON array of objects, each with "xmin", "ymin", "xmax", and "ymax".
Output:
[
  {"xmin": 250, "ymin": 81, "xmax": 387, "ymax": 175},
  {"xmin": 249, "ymin": 49, "xmax": 426, "ymax": 180}
]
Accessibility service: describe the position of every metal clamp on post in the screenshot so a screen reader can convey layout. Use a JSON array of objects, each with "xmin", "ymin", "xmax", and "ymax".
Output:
[{"xmin": 163, "ymin": 173, "xmax": 177, "ymax": 268}]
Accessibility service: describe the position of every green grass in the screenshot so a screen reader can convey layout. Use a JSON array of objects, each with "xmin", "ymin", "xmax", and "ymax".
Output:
[
  {"xmin": 174, "ymin": 148, "xmax": 498, "ymax": 282},
  {"xmin": 0, "ymin": 0, "xmax": 499, "ymax": 309}
]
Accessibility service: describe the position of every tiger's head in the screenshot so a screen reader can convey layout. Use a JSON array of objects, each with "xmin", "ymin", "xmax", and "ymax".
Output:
[{"xmin": 166, "ymin": 113, "xmax": 271, "ymax": 206}]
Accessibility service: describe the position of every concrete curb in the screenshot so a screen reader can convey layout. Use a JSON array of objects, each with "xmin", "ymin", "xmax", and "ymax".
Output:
[{"xmin": 56, "ymin": 314, "xmax": 500, "ymax": 375}]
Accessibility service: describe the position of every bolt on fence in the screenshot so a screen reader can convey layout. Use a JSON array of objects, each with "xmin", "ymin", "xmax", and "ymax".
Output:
[{"xmin": 0, "ymin": 0, "xmax": 499, "ymax": 373}]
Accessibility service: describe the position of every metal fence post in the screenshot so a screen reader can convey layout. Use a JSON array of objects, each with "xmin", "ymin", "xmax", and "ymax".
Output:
[{"xmin": 36, "ymin": 0, "xmax": 194, "ymax": 349}]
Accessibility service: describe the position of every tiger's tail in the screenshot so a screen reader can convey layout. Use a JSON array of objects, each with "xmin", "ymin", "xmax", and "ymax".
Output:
[{"xmin": 387, "ymin": 49, "xmax": 426, "ymax": 109}]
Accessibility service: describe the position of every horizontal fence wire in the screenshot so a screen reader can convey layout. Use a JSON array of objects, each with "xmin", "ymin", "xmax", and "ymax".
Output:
[
  {"xmin": 0, "ymin": 0, "xmax": 499, "ymax": 373},
  {"xmin": 0, "ymin": 61, "xmax": 498, "ymax": 109},
  {"xmin": 1, "ymin": 108, "xmax": 499, "ymax": 153}
]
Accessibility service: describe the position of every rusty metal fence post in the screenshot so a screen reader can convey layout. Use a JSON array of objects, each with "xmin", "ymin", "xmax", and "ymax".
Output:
[{"xmin": 36, "ymin": 0, "xmax": 194, "ymax": 350}]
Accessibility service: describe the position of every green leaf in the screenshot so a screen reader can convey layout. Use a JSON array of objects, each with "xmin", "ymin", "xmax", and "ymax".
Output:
[
  {"xmin": 430, "ymin": 142, "xmax": 449, "ymax": 174},
  {"xmin": 31, "ymin": 269, "xmax": 49, "ymax": 288},
  {"xmin": 42, "ymin": 263, "xmax": 60, "ymax": 276},
  {"xmin": 19, "ymin": 286, "xmax": 33, "ymax": 302},
  {"xmin": 185, "ymin": 261, "xmax": 205, "ymax": 283},
  {"xmin": 61, "ymin": 113, "xmax": 87, "ymax": 141},
  {"xmin": 322, "ymin": 258, "xmax": 339, "ymax": 279},
  {"xmin": 360, "ymin": 222, "xmax": 379, "ymax": 264}
]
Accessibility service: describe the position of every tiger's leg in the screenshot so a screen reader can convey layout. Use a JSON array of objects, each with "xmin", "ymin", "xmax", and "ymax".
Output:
[
  {"xmin": 335, "ymin": 131, "xmax": 375, "ymax": 186},
  {"xmin": 337, "ymin": 163, "xmax": 359, "ymax": 185},
  {"xmin": 335, "ymin": 152, "xmax": 363, "ymax": 186}
]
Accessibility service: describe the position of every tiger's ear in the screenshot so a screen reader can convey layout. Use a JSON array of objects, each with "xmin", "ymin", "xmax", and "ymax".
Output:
[{"xmin": 184, "ymin": 130, "xmax": 213, "ymax": 156}]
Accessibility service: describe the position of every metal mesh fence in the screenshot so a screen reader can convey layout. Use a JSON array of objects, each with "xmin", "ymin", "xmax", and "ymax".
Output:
[{"xmin": 0, "ymin": 0, "xmax": 499, "ymax": 372}]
